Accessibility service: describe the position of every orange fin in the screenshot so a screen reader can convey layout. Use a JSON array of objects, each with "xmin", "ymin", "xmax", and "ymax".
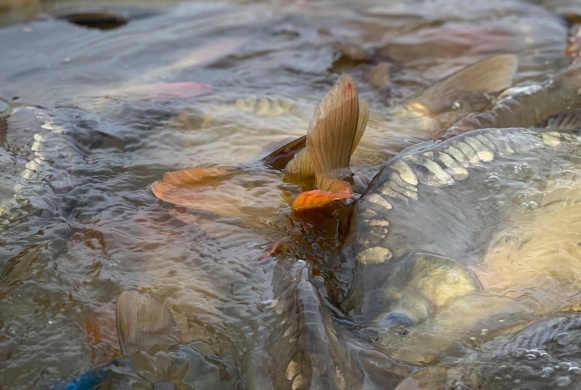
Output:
[
  {"xmin": 160, "ymin": 166, "xmax": 232, "ymax": 186},
  {"xmin": 292, "ymin": 184, "xmax": 353, "ymax": 211}
]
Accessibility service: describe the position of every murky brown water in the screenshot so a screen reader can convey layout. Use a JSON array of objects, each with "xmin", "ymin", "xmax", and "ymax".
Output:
[{"xmin": 0, "ymin": 0, "xmax": 580, "ymax": 389}]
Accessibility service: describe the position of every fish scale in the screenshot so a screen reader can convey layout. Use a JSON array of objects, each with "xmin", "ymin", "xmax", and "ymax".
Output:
[
  {"xmin": 342, "ymin": 127, "xmax": 581, "ymax": 330},
  {"xmin": 0, "ymin": 108, "xmax": 81, "ymax": 227}
]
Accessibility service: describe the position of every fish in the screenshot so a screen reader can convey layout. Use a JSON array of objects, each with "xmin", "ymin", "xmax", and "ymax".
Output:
[
  {"xmin": 336, "ymin": 114, "xmax": 581, "ymax": 367},
  {"xmin": 443, "ymin": 63, "xmax": 581, "ymax": 138},
  {"xmin": 152, "ymin": 54, "xmax": 518, "ymax": 217},
  {"xmin": 53, "ymin": 290, "xmax": 236, "ymax": 390}
]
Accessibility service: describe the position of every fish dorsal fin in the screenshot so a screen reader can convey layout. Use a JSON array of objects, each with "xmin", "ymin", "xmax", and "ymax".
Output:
[
  {"xmin": 394, "ymin": 367, "xmax": 449, "ymax": 390},
  {"xmin": 307, "ymin": 74, "xmax": 364, "ymax": 179},
  {"xmin": 404, "ymin": 54, "xmax": 518, "ymax": 116},
  {"xmin": 538, "ymin": 110, "xmax": 581, "ymax": 130},
  {"xmin": 116, "ymin": 290, "xmax": 181, "ymax": 355}
]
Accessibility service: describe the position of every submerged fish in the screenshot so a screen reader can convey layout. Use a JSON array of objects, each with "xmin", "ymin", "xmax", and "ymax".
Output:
[{"xmin": 54, "ymin": 290, "xmax": 235, "ymax": 390}]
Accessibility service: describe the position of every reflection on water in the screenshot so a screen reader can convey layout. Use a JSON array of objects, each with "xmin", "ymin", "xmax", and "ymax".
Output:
[{"xmin": 0, "ymin": 0, "xmax": 580, "ymax": 388}]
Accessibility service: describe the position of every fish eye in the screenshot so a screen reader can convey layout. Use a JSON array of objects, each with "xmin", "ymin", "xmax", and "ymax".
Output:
[{"xmin": 382, "ymin": 311, "xmax": 415, "ymax": 329}]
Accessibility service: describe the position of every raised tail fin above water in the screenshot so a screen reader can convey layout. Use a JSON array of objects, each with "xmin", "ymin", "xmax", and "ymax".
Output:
[{"xmin": 292, "ymin": 75, "xmax": 368, "ymax": 210}]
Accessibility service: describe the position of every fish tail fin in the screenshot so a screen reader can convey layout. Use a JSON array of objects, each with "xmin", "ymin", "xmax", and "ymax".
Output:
[
  {"xmin": 284, "ymin": 76, "xmax": 369, "ymax": 184},
  {"xmin": 307, "ymin": 74, "xmax": 367, "ymax": 178},
  {"xmin": 283, "ymin": 147, "xmax": 315, "ymax": 182},
  {"xmin": 116, "ymin": 290, "xmax": 181, "ymax": 355},
  {"xmin": 404, "ymin": 54, "xmax": 518, "ymax": 116},
  {"xmin": 291, "ymin": 74, "xmax": 368, "ymax": 209},
  {"xmin": 353, "ymin": 98, "xmax": 369, "ymax": 153}
]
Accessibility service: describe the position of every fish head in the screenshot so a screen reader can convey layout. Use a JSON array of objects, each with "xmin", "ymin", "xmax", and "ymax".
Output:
[{"xmin": 345, "ymin": 251, "xmax": 482, "ymax": 330}]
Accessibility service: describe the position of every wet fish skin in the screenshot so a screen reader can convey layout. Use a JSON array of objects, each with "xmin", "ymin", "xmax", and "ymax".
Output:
[
  {"xmin": 341, "ymin": 126, "xmax": 581, "ymax": 345},
  {"xmin": 426, "ymin": 314, "xmax": 581, "ymax": 389},
  {"xmin": 443, "ymin": 63, "xmax": 581, "ymax": 138},
  {"xmin": 250, "ymin": 258, "xmax": 411, "ymax": 390}
]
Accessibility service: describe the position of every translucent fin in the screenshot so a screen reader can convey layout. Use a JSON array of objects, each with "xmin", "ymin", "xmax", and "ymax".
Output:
[
  {"xmin": 260, "ymin": 135, "xmax": 307, "ymax": 171},
  {"xmin": 151, "ymin": 180, "xmax": 245, "ymax": 217},
  {"xmin": 116, "ymin": 290, "xmax": 181, "ymax": 355},
  {"xmin": 353, "ymin": 98, "xmax": 369, "ymax": 153},
  {"xmin": 292, "ymin": 187, "xmax": 353, "ymax": 211},
  {"xmin": 283, "ymin": 99, "xmax": 367, "ymax": 183},
  {"xmin": 317, "ymin": 175, "xmax": 352, "ymax": 194},
  {"xmin": 394, "ymin": 367, "xmax": 448, "ymax": 390},
  {"xmin": 283, "ymin": 147, "xmax": 315, "ymax": 182},
  {"xmin": 404, "ymin": 54, "xmax": 518, "ymax": 116},
  {"xmin": 158, "ymin": 167, "xmax": 232, "ymax": 186},
  {"xmin": 538, "ymin": 110, "xmax": 581, "ymax": 130},
  {"xmin": 307, "ymin": 74, "xmax": 361, "ymax": 177},
  {"xmin": 151, "ymin": 167, "xmax": 239, "ymax": 215}
]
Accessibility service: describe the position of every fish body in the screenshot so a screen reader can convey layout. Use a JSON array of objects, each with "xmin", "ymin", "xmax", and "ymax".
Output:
[{"xmin": 339, "ymin": 124, "xmax": 581, "ymax": 364}]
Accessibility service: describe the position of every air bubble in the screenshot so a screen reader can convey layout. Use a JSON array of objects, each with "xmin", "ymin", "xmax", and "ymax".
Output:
[
  {"xmin": 512, "ymin": 348, "xmax": 527, "ymax": 358},
  {"xmin": 556, "ymin": 376, "xmax": 571, "ymax": 387},
  {"xmin": 555, "ymin": 332, "xmax": 572, "ymax": 346},
  {"xmin": 487, "ymin": 174, "xmax": 500, "ymax": 183},
  {"xmin": 446, "ymin": 273, "xmax": 460, "ymax": 284},
  {"xmin": 540, "ymin": 366, "xmax": 554, "ymax": 378},
  {"xmin": 558, "ymin": 362, "xmax": 573, "ymax": 371},
  {"xmin": 505, "ymin": 236, "xmax": 519, "ymax": 246}
]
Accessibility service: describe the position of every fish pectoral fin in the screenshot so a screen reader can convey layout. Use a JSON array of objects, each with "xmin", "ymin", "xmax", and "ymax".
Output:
[
  {"xmin": 151, "ymin": 166, "xmax": 244, "ymax": 215},
  {"xmin": 307, "ymin": 74, "xmax": 368, "ymax": 179},
  {"xmin": 116, "ymin": 290, "xmax": 181, "ymax": 355},
  {"xmin": 159, "ymin": 166, "xmax": 233, "ymax": 187},
  {"xmin": 403, "ymin": 54, "xmax": 518, "ymax": 116},
  {"xmin": 291, "ymin": 185, "xmax": 353, "ymax": 211}
]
